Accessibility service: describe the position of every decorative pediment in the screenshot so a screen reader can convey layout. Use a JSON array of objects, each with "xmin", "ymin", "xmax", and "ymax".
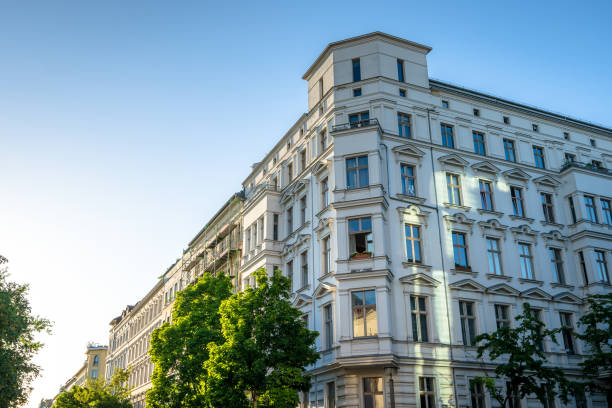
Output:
[
  {"xmin": 438, "ymin": 153, "xmax": 469, "ymax": 169},
  {"xmin": 541, "ymin": 230, "xmax": 567, "ymax": 244},
  {"xmin": 471, "ymin": 160, "xmax": 501, "ymax": 175},
  {"xmin": 449, "ymin": 279, "xmax": 486, "ymax": 293},
  {"xmin": 478, "ymin": 219, "xmax": 509, "ymax": 238},
  {"xmin": 510, "ymin": 224, "xmax": 539, "ymax": 242},
  {"xmin": 520, "ymin": 287, "xmax": 552, "ymax": 301},
  {"xmin": 503, "ymin": 168, "xmax": 531, "ymax": 182},
  {"xmin": 313, "ymin": 282, "xmax": 336, "ymax": 298},
  {"xmin": 315, "ymin": 217, "xmax": 332, "ymax": 233},
  {"xmin": 292, "ymin": 294, "xmax": 312, "ymax": 308},
  {"xmin": 553, "ymin": 292, "xmax": 583, "ymax": 305},
  {"xmin": 533, "ymin": 175, "xmax": 561, "ymax": 189},
  {"xmin": 399, "ymin": 273, "xmax": 441, "ymax": 287},
  {"xmin": 397, "ymin": 205, "xmax": 431, "ymax": 226},
  {"xmin": 486, "ymin": 283, "xmax": 520, "ymax": 297},
  {"xmin": 444, "ymin": 212, "xmax": 475, "ymax": 233},
  {"xmin": 313, "ymin": 161, "xmax": 329, "ymax": 175},
  {"xmin": 393, "ymin": 143, "xmax": 426, "ymax": 159}
]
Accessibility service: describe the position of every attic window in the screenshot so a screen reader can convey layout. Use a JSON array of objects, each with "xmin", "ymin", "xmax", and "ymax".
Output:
[
  {"xmin": 563, "ymin": 132, "xmax": 570, "ymax": 140},
  {"xmin": 441, "ymin": 100, "xmax": 449, "ymax": 109},
  {"xmin": 532, "ymin": 124, "xmax": 539, "ymax": 132},
  {"xmin": 590, "ymin": 139, "xmax": 596, "ymax": 147},
  {"xmin": 399, "ymin": 89, "xmax": 406, "ymax": 97},
  {"xmin": 503, "ymin": 116, "xmax": 510, "ymax": 124},
  {"xmin": 473, "ymin": 108, "xmax": 480, "ymax": 117},
  {"xmin": 353, "ymin": 88, "xmax": 362, "ymax": 97}
]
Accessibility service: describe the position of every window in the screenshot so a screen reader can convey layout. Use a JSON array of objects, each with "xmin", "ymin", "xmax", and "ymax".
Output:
[
  {"xmin": 568, "ymin": 197, "xmax": 577, "ymax": 223},
  {"xmin": 327, "ymin": 381, "xmax": 336, "ymax": 408},
  {"xmin": 300, "ymin": 150, "xmax": 307, "ymax": 172},
  {"xmin": 440, "ymin": 124, "xmax": 454, "ymax": 148},
  {"xmin": 349, "ymin": 217, "xmax": 373, "ymax": 256},
  {"xmin": 324, "ymin": 304, "xmax": 333, "ymax": 349},
  {"xmin": 452, "ymin": 232, "xmax": 469, "ymax": 269},
  {"xmin": 352, "ymin": 58, "xmax": 361, "ymax": 82},
  {"xmin": 592, "ymin": 160, "xmax": 603, "ymax": 169},
  {"xmin": 459, "ymin": 300, "xmax": 476, "ymax": 346},
  {"xmin": 479, "ymin": 180, "xmax": 494, "ymax": 211},
  {"xmin": 301, "ymin": 251, "xmax": 308, "ymax": 288},
  {"xmin": 410, "ymin": 296, "xmax": 429, "ymax": 342},
  {"xmin": 601, "ymin": 199, "xmax": 612, "ymax": 225},
  {"xmin": 564, "ymin": 153, "xmax": 576, "ymax": 163},
  {"xmin": 549, "ymin": 248, "xmax": 565, "ymax": 284},
  {"xmin": 563, "ymin": 131, "xmax": 570, "ymax": 140},
  {"xmin": 300, "ymin": 196, "xmax": 307, "ymax": 225},
  {"xmin": 441, "ymin": 100, "xmax": 449, "ymax": 109},
  {"xmin": 533, "ymin": 146, "xmax": 545, "ymax": 169},
  {"xmin": 503, "ymin": 116, "xmax": 510, "ymax": 124},
  {"xmin": 486, "ymin": 238, "xmax": 502, "ymax": 275},
  {"xmin": 532, "ymin": 124, "xmax": 539, "ymax": 132},
  {"xmin": 401, "ymin": 164, "xmax": 416, "ymax": 196},
  {"xmin": 397, "ymin": 112, "xmax": 411, "ymax": 138},
  {"xmin": 519, "ymin": 243, "xmax": 534, "ymax": 279},
  {"xmin": 288, "ymin": 162, "xmax": 293, "ymax": 183},
  {"xmin": 470, "ymin": 380, "xmax": 485, "ymax": 408},
  {"xmin": 446, "ymin": 173, "xmax": 461, "ymax": 205},
  {"xmin": 286, "ymin": 207, "xmax": 293, "ymax": 234},
  {"xmin": 579, "ymin": 251, "xmax": 589, "ymax": 285},
  {"xmin": 507, "ymin": 382, "xmax": 521, "ymax": 408},
  {"xmin": 273, "ymin": 214, "xmax": 279, "ymax": 240},
  {"xmin": 590, "ymin": 138, "xmax": 596, "ymax": 147},
  {"xmin": 353, "ymin": 88, "xmax": 362, "ymax": 97},
  {"xmin": 93, "ymin": 355, "xmax": 99, "ymax": 366},
  {"xmin": 419, "ymin": 377, "xmax": 436, "ymax": 408},
  {"xmin": 503, "ymin": 139, "xmax": 516, "ymax": 162},
  {"xmin": 346, "ymin": 156, "xmax": 369, "ymax": 189},
  {"xmin": 272, "ymin": 176, "xmax": 278, "ymax": 189},
  {"xmin": 473, "ymin": 108, "xmax": 480, "ymax": 117},
  {"xmin": 511, "ymin": 186, "xmax": 525, "ymax": 217},
  {"xmin": 473, "ymin": 131, "xmax": 486, "ymax": 155},
  {"xmin": 397, "ymin": 59, "xmax": 405, "ymax": 82},
  {"xmin": 286, "ymin": 260, "xmax": 293, "ymax": 287},
  {"xmin": 405, "ymin": 224, "xmax": 422, "ymax": 263},
  {"xmin": 318, "ymin": 78, "xmax": 324, "ymax": 100},
  {"xmin": 584, "ymin": 195, "xmax": 598, "ymax": 222},
  {"xmin": 91, "ymin": 369, "xmax": 98, "ymax": 379},
  {"xmin": 322, "ymin": 236, "xmax": 331, "ymax": 275},
  {"xmin": 541, "ymin": 193, "xmax": 555, "ymax": 223},
  {"xmin": 595, "ymin": 250, "xmax": 610, "ymax": 282},
  {"xmin": 494, "ymin": 304, "xmax": 510, "ymax": 328},
  {"xmin": 399, "ymin": 89, "xmax": 406, "ymax": 97},
  {"xmin": 363, "ymin": 377, "xmax": 383, "ymax": 408},
  {"xmin": 559, "ymin": 312, "xmax": 575, "ymax": 354},
  {"xmin": 321, "ymin": 177, "xmax": 329, "ymax": 207},
  {"xmin": 320, "ymin": 130, "xmax": 327, "ymax": 152},
  {"xmin": 352, "ymin": 290, "xmax": 377, "ymax": 337},
  {"xmin": 349, "ymin": 111, "xmax": 369, "ymax": 128}
]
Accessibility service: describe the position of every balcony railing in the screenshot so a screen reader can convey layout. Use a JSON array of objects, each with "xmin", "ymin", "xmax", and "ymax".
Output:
[
  {"xmin": 246, "ymin": 181, "xmax": 280, "ymax": 200},
  {"xmin": 332, "ymin": 118, "xmax": 380, "ymax": 132},
  {"xmin": 560, "ymin": 161, "xmax": 612, "ymax": 176}
]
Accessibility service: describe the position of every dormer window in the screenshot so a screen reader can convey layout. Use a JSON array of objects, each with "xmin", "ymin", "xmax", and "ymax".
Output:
[{"xmin": 352, "ymin": 58, "xmax": 361, "ymax": 82}]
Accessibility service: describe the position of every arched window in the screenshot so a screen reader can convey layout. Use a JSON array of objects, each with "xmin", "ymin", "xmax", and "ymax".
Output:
[{"xmin": 93, "ymin": 355, "xmax": 99, "ymax": 366}]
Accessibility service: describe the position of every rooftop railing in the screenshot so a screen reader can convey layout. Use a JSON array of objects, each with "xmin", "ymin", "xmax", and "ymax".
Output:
[{"xmin": 332, "ymin": 118, "xmax": 380, "ymax": 132}]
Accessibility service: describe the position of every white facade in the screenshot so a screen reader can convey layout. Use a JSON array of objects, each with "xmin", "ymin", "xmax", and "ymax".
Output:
[{"xmin": 238, "ymin": 32, "xmax": 612, "ymax": 408}]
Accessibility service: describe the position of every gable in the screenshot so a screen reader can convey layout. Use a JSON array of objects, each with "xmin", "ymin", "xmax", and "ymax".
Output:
[
  {"xmin": 553, "ymin": 292, "xmax": 583, "ymax": 305},
  {"xmin": 313, "ymin": 282, "xmax": 336, "ymax": 298},
  {"xmin": 393, "ymin": 143, "xmax": 426, "ymax": 159},
  {"xmin": 533, "ymin": 175, "xmax": 561, "ymax": 188},
  {"xmin": 471, "ymin": 160, "xmax": 501, "ymax": 175},
  {"xmin": 399, "ymin": 273, "xmax": 441, "ymax": 287},
  {"xmin": 486, "ymin": 283, "xmax": 519, "ymax": 297},
  {"xmin": 449, "ymin": 279, "xmax": 485, "ymax": 293},
  {"xmin": 503, "ymin": 168, "xmax": 531, "ymax": 181},
  {"xmin": 520, "ymin": 287, "xmax": 552, "ymax": 301},
  {"xmin": 438, "ymin": 153, "xmax": 469, "ymax": 169},
  {"xmin": 291, "ymin": 294, "xmax": 312, "ymax": 308}
]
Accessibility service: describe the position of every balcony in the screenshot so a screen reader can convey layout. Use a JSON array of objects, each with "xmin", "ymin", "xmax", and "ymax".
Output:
[
  {"xmin": 560, "ymin": 161, "xmax": 612, "ymax": 176},
  {"xmin": 332, "ymin": 118, "xmax": 380, "ymax": 132},
  {"xmin": 246, "ymin": 181, "xmax": 280, "ymax": 201}
]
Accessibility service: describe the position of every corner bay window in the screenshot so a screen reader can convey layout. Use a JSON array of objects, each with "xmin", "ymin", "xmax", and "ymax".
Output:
[
  {"xmin": 446, "ymin": 173, "xmax": 461, "ymax": 205},
  {"xmin": 452, "ymin": 231, "xmax": 469, "ymax": 269},
  {"xmin": 584, "ymin": 195, "xmax": 598, "ymax": 223},
  {"xmin": 602, "ymin": 199, "xmax": 612, "ymax": 225},
  {"xmin": 595, "ymin": 250, "xmax": 609, "ymax": 282},
  {"xmin": 346, "ymin": 155, "xmax": 369, "ymax": 189},
  {"xmin": 459, "ymin": 300, "xmax": 476, "ymax": 346},
  {"xmin": 348, "ymin": 111, "xmax": 369, "ymax": 128},
  {"xmin": 352, "ymin": 290, "xmax": 377, "ymax": 337},
  {"xmin": 349, "ymin": 217, "xmax": 373, "ymax": 256},
  {"xmin": 404, "ymin": 224, "xmax": 422, "ymax": 263},
  {"xmin": 401, "ymin": 164, "xmax": 416, "ymax": 196}
]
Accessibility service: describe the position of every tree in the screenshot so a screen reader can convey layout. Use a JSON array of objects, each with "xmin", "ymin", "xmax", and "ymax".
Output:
[
  {"xmin": 205, "ymin": 269, "xmax": 319, "ymax": 408},
  {"xmin": 53, "ymin": 369, "xmax": 131, "ymax": 408},
  {"xmin": 575, "ymin": 293, "xmax": 612, "ymax": 407},
  {"xmin": 0, "ymin": 255, "xmax": 52, "ymax": 408},
  {"xmin": 146, "ymin": 272, "xmax": 233, "ymax": 408},
  {"xmin": 473, "ymin": 303, "xmax": 572, "ymax": 407}
]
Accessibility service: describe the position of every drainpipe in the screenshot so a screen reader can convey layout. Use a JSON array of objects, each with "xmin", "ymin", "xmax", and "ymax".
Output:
[{"xmin": 426, "ymin": 107, "xmax": 459, "ymax": 408}]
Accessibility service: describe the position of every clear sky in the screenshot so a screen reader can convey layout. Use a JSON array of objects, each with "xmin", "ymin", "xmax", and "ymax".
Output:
[{"xmin": 1, "ymin": 1, "xmax": 610, "ymax": 406}]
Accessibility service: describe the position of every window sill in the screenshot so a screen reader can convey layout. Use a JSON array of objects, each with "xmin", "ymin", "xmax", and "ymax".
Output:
[
  {"xmin": 486, "ymin": 273, "xmax": 512, "ymax": 281},
  {"xmin": 396, "ymin": 194, "xmax": 426, "ymax": 204},
  {"xmin": 509, "ymin": 215, "xmax": 534, "ymax": 223},
  {"xmin": 443, "ymin": 203, "xmax": 472, "ymax": 211},
  {"xmin": 451, "ymin": 268, "xmax": 478, "ymax": 277},
  {"xmin": 402, "ymin": 262, "xmax": 432, "ymax": 271},
  {"xmin": 518, "ymin": 278, "xmax": 543, "ymax": 286},
  {"xmin": 477, "ymin": 209, "xmax": 504, "ymax": 217},
  {"xmin": 551, "ymin": 282, "xmax": 574, "ymax": 289}
]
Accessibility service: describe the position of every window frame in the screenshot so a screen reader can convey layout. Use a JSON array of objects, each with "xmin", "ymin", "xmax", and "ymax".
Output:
[
  {"xmin": 440, "ymin": 123, "xmax": 454, "ymax": 148},
  {"xmin": 352, "ymin": 58, "xmax": 361, "ymax": 82},
  {"xmin": 549, "ymin": 247, "xmax": 565, "ymax": 285},
  {"xmin": 452, "ymin": 231, "xmax": 470, "ymax": 269},
  {"xmin": 559, "ymin": 312, "xmax": 575, "ymax": 355},
  {"xmin": 348, "ymin": 217, "xmax": 373, "ymax": 257},
  {"xmin": 446, "ymin": 173, "xmax": 462, "ymax": 205},
  {"xmin": 472, "ymin": 131, "xmax": 486, "ymax": 155},
  {"xmin": 541, "ymin": 192, "xmax": 555, "ymax": 224},
  {"xmin": 300, "ymin": 251, "xmax": 308, "ymax": 289},
  {"xmin": 503, "ymin": 138, "xmax": 516, "ymax": 162},
  {"xmin": 459, "ymin": 300, "xmax": 477, "ymax": 346},
  {"xmin": 352, "ymin": 289, "xmax": 377, "ymax": 337},
  {"xmin": 400, "ymin": 163, "xmax": 416, "ymax": 196},
  {"xmin": 486, "ymin": 237, "xmax": 503, "ymax": 275},
  {"xmin": 410, "ymin": 295, "xmax": 429, "ymax": 342},
  {"xmin": 419, "ymin": 377, "xmax": 437, "ymax": 408},
  {"xmin": 479, "ymin": 179, "xmax": 494, "ymax": 211},
  {"xmin": 494, "ymin": 304, "xmax": 511, "ymax": 329},
  {"xmin": 362, "ymin": 377, "xmax": 384, "ymax": 408},
  {"xmin": 511, "ymin": 186, "xmax": 525, "ymax": 217},
  {"xmin": 519, "ymin": 242, "xmax": 535, "ymax": 279},
  {"xmin": 404, "ymin": 224, "xmax": 422, "ymax": 263},
  {"xmin": 397, "ymin": 59, "xmax": 405, "ymax": 82},
  {"xmin": 323, "ymin": 303, "xmax": 333, "ymax": 350},
  {"xmin": 346, "ymin": 155, "xmax": 369, "ymax": 189},
  {"xmin": 584, "ymin": 195, "xmax": 598, "ymax": 223},
  {"xmin": 533, "ymin": 145, "xmax": 546, "ymax": 169},
  {"xmin": 601, "ymin": 199, "xmax": 612, "ymax": 225},
  {"xmin": 397, "ymin": 112, "xmax": 411, "ymax": 138},
  {"xmin": 321, "ymin": 177, "xmax": 329, "ymax": 208},
  {"xmin": 595, "ymin": 250, "xmax": 610, "ymax": 283}
]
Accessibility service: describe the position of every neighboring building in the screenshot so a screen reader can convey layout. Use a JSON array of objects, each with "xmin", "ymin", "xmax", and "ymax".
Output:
[
  {"xmin": 104, "ymin": 192, "xmax": 244, "ymax": 407},
  {"xmin": 38, "ymin": 398, "xmax": 54, "ymax": 408},
  {"xmin": 238, "ymin": 32, "xmax": 612, "ymax": 408},
  {"xmin": 60, "ymin": 343, "xmax": 107, "ymax": 392},
  {"xmin": 105, "ymin": 32, "xmax": 612, "ymax": 408}
]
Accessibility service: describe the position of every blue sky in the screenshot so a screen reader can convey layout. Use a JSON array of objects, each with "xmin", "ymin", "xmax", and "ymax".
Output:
[{"xmin": 1, "ymin": 1, "xmax": 610, "ymax": 405}]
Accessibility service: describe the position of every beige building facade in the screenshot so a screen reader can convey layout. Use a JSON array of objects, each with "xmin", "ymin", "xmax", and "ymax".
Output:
[{"xmin": 60, "ymin": 343, "xmax": 107, "ymax": 392}]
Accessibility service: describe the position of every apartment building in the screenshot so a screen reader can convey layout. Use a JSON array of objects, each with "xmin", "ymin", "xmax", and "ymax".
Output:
[
  {"xmin": 104, "ymin": 192, "xmax": 243, "ymax": 407},
  {"xmin": 60, "ymin": 343, "xmax": 107, "ymax": 392},
  {"xmin": 238, "ymin": 32, "xmax": 611, "ymax": 408}
]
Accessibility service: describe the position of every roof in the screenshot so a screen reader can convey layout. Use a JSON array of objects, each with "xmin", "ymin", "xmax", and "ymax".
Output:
[
  {"xmin": 302, "ymin": 31, "xmax": 431, "ymax": 80},
  {"xmin": 430, "ymin": 79, "xmax": 612, "ymax": 137}
]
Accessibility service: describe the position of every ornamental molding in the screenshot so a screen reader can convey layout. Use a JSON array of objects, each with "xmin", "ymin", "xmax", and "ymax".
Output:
[
  {"xmin": 399, "ymin": 273, "xmax": 441, "ymax": 287},
  {"xmin": 443, "ymin": 212, "xmax": 475, "ymax": 233},
  {"xmin": 449, "ymin": 279, "xmax": 486, "ymax": 293},
  {"xmin": 438, "ymin": 153, "xmax": 469, "ymax": 169},
  {"xmin": 397, "ymin": 204, "xmax": 431, "ymax": 226},
  {"xmin": 471, "ymin": 160, "xmax": 502, "ymax": 176},
  {"xmin": 477, "ymin": 219, "xmax": 509, "ymax": 239}
]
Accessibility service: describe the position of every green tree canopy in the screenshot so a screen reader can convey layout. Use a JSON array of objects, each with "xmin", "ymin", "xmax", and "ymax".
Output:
[
  {"xmin": 0, "ymin": 255, "xmax": 52, "ymax": 408},
  {"xmin": 53, "ymin": 369, "xmax": 131, "ymax": 408},
  {"xmin": 473, "ymin": 303, "xmax": 572, "ymax": 407},
  {"xmin": 146, "ymin": 272, "xmax": 233, "ymax": 408},
  {"xmin": 205, "ymin": 268, "xmax": 319, "ymax": 408}
]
